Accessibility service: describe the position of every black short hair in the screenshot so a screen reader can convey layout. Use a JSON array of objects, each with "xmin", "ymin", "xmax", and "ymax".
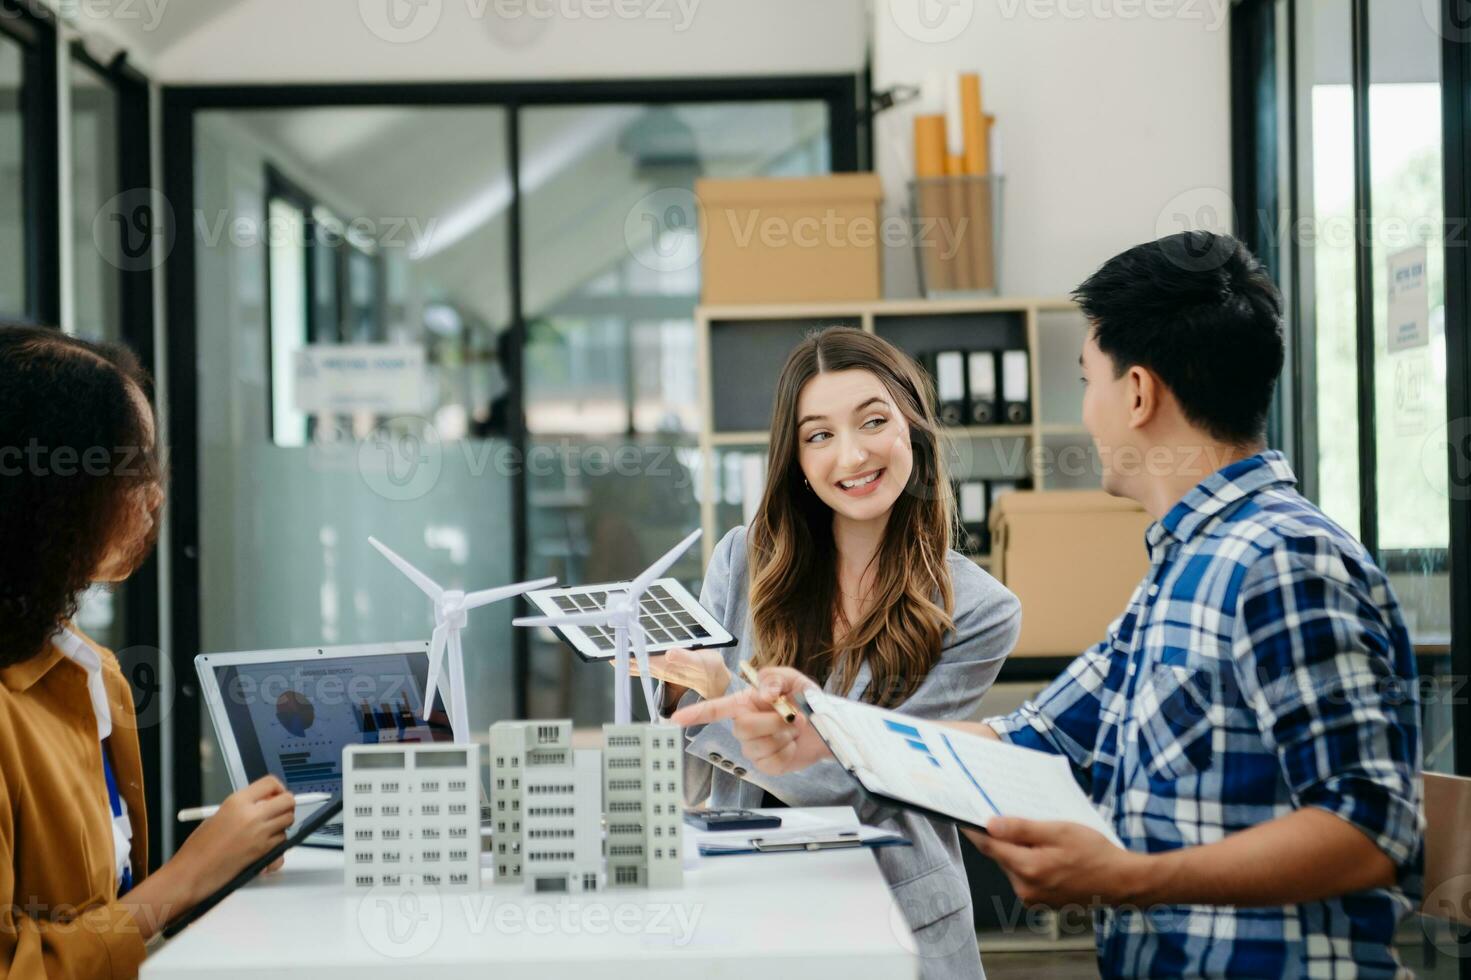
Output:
[{"xmin": 1072, "ymin": 232, "xmax": 1284, "ymax": 445}]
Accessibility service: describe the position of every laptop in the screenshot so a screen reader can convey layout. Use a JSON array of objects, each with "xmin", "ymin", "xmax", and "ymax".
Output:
[{"xmin": 195, "ymin": 640, "xmax": 459, "ymax": 847}]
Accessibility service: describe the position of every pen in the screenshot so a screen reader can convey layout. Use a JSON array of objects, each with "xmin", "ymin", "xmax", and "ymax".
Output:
[
  {"xmin": 177, "ymin": 791, "xmax": 333, "ymax": 823},
  {"xmin": 738, "ymin": 660, "xmax": 798, "ymax": 724}
]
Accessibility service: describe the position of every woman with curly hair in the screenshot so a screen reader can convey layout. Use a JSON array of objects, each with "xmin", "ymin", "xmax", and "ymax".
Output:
[{"xmin": 0, "ymin": 324, "xmax": 299, "ymax": 978}]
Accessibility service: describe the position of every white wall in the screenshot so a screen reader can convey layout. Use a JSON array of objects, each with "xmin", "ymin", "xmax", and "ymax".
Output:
[
  {"xmin": 96, "ymin": 0, "xmax": 867, "ymax": 83},
  {"xmin": 872, "ymin": 0, "xmax": 1232, "ymax": 298}
]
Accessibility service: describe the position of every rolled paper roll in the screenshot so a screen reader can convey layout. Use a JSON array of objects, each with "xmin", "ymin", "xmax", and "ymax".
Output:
[
  {"xmin": 914, "ymin": 114, "xmax": 947, "ymax": 178},
  {"xmin": 914, "ymin": 114, "xmax": 955, "ymax": 293},
  {"xmin": 960, "ymin": 73, "xmax": 985, "ymax": 176}
]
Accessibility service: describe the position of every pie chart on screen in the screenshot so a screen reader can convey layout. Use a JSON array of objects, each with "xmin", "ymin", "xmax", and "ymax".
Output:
[{"xmin": 276, "ymin": 690, "xmax": 315, "ymax": 737}]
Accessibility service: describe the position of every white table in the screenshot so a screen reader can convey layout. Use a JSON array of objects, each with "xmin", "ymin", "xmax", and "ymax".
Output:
[{"xmin": 143, "ymin": 810, "xmax": 918, "ymax": 979}]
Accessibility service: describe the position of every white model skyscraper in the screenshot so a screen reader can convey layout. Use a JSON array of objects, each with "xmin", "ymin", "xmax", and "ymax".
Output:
[
  {"xmin": 603, "ymin": 722, "xmax": 683, "ymax": 888},
  {"xmin": 343, "ymin": 743, "xmax": 481, "ymax": 891},
  {"xmin": 489, "ymin": 720, "xmax": 601, "ymax": 892}
]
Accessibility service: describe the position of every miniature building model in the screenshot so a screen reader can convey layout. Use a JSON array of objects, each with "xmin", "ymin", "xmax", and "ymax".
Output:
[
  {"xmin": 343, "ymin": 743, "xmax": 481, "ymax": 890},
  {"xmin": 489, "ymin": 720, "xmax": 601, "ymax": 892},
  {"xmin": 603, "ymin": 722, "xmax": 683, "ymax": 888}
]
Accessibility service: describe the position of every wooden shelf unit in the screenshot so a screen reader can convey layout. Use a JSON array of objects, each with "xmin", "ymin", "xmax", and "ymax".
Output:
[{"xmin": 696, "ymin": 297, "xmax": 1095, "ymax": 567}]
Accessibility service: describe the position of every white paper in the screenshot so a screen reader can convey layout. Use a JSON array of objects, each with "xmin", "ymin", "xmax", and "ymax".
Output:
[
  {"xmin": 805, "ymin": 690, "xmax": 1121, "ymax": 847},
  {"xmin": 693, "ymin": 806, "xmax": 905, "ymax": 854},
  {"xmin": 293, "ymin": 344, "xmax": 425, "ymax": 415},
  {"xmin": 1392, "ymin": 351, "xmax": 1430, "ymax": 436},
  {"xmin": 943, "ymin": 71, "xmax": 964, "ymax": 157},
  {"xmin": 1387, "ymin": 246, "xmax": 1429, "ymax": 352}
]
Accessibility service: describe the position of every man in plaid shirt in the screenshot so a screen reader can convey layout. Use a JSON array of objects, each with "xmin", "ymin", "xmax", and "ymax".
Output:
[{"xmin": 677, "ymin": 233, "xmax": 1423, "ymax": 978}]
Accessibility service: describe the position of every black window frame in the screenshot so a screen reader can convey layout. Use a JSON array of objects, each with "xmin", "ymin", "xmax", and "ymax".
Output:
[
  {"xmin": 162, "ymin": 74, "xmax": 861, "ymax": 851},
  {"xmin": 0, "ymin": 0, "xmax": 59, "ymax": 324},
  {"xmin": 1442, "ymin": 0, "xmax": 1471, "ymax": 802},
  {"xmin": 68, "ymin": 39, "xmax": 164, "ymax": 867}
]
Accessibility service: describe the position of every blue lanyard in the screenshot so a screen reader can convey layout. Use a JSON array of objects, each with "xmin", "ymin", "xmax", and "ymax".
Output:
[{"xmin": 100, "ymin": 744, "xmax": 133, "ymax": 897}]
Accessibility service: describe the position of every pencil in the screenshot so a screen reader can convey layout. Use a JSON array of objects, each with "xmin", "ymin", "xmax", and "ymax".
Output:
[{"xmin": 738, "ymin": 660, "xmax": 798, "ymax": 725}]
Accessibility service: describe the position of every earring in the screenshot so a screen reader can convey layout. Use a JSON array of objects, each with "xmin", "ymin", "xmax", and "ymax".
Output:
[{"xmin": 803, "ymin": 479, "xmax": 811, "ymax": 490}]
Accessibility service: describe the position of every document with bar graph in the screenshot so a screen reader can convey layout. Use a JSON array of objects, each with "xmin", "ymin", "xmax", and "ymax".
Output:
[{"xmin": 803, "ymin": 689, "xmax": 1122, "ymax": 846}]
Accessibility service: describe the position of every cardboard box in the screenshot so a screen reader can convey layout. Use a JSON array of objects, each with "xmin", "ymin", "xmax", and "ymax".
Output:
[
  {"xmin": 696, "ymin": 174, "xmax": 884, "ymax": 304},
  {"xmin": 989, "ymin": 490, "xmax": 1152, "ymax": 657}
]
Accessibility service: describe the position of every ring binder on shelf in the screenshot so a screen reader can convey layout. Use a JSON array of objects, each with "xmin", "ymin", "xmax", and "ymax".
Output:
[
  {"xmin": 933, "ymin": 350, "xmax": 967, "ymax": 426},
  {"xmin": 1000, "ymin": 349, "xmax": 1031, "ymax": 424},
  {"xmin": 966, "ymin": 351, "xmax": 998, "ymax": 425},
  {"xmin": 958, "ymin": 480, "xmax": 989, "ymax": 554}
]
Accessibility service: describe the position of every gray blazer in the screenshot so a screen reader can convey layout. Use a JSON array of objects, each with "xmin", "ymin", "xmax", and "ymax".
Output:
[{"xmin": 669, "ymin": 526, "xmax": 1022, "ymax": 980}]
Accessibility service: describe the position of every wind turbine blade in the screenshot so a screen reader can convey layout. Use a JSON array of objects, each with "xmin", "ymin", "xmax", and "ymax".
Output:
[
  {"xmin": 369, "ymin": 537, "xmax": 444, "ymax": 602},
  {"xmin": 447, "ymin": 629, "xmax": 470, "ymax": 746},
  {"xmin": 632, "ymin": 624, "xmax": 660, "ymax": 723},
  {"xmin": 422, "ymin": 623, "xmax": 448, "ymax": 724},
  {"xmin": 513, "ymin": 610, "xmax": 611, "ymax": 629},
  {"xmin": 462, "ymin": 577, "xmax": 558, "ymax": 611},
  {"xmin": 630, "ymin": 528, "xmax": 702, "ymax": 597}
]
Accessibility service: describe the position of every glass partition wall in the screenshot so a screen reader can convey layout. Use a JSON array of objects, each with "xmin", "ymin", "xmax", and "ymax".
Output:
[
  {"xmin": 188, "ymin": 105, "xmax": 517, "ymax": 807},
  {"xmin": 520, "ymin": 101, "xmax": 831, "ymax": 722},
  {"xmin": 167, "ymin": 80, "xmax": 855, "ymax": 839}
]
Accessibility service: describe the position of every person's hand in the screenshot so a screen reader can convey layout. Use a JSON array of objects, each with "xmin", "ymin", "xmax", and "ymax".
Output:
[
  {"xmin": 964, "ymin": 817, "xmax": 1151, "ymax": 908},
  {"xmin": 169, "ymin": 776, "xmax": 298, "ymax": 904},
  {"xmin": 669, "ymin": 666, "xmax": 831, "ymax": 775},
  {"xmin": 621, "ymin": 647, "xmax": 731, "ymax": 702}
]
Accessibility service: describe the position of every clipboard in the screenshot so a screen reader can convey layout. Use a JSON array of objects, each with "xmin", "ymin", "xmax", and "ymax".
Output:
[
  {"xmin": 797, "ymin": 690, "xmax": 1121, "ymax": 847},
  {"xmin": 698, "ymin": 829, "xmax": 911, "ymax": 857},
  {"xmin": 162, "ymin": 794, "xmax": 345, "ymax": 939}
]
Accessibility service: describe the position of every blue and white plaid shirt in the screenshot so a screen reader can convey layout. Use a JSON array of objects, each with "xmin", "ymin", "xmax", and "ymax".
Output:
[{"xmin": 988, "ymin": 451, "xmax": 1423, "ymax": 979}]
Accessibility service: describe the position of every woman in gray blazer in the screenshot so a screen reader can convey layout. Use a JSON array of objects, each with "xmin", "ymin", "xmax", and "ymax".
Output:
[{"xmin": 644, "ymin": 327, "xmax": 1021, "ymax": 980}]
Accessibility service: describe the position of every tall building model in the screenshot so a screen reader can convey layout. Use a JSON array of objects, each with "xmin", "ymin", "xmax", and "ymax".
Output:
[
  {"xmin": 603, "ymin": 722, "xmax": 684, "ymax": 889},
  {"xmin": 489, "ymin": 720, "xmax": 601, "ymax": 892},
  {"xmin": 343, "ymin": 743, "xmax": 481, "ymax": 890}
]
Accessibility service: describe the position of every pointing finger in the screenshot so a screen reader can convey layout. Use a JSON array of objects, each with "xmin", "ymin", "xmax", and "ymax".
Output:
[{"xmin": 670, "ymin": 688, "xmax": 759, "ymax": 727}]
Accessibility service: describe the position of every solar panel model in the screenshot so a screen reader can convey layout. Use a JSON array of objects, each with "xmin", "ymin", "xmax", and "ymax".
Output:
[{"xmin": 523, "ymin": 579, "xmax": 736, "ymax": 662}]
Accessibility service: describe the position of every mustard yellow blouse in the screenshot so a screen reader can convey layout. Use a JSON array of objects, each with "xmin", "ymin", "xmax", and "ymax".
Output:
[{"xmin": 0, "ymin": 628, "xmax": 149, "ymax": 978}]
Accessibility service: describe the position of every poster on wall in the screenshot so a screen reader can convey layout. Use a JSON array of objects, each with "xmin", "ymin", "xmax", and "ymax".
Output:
[
  {"xmin": 1386, "ymin": 246, "xmax": 1429, "ymax": 353},
  {"xmin": 293, "ymin": 345, "xmax": 425, "ymax": 416}
]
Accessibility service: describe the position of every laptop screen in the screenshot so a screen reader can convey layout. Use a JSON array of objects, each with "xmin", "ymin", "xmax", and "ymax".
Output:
[{"xmin": 211, "ymin": 650, "xmax": 455, "ymax": 796}]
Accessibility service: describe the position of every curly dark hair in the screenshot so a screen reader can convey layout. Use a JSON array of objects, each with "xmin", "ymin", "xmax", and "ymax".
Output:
[{"xmin": 0, "ymin": 324, "xmax": 163, "ymax": 667}]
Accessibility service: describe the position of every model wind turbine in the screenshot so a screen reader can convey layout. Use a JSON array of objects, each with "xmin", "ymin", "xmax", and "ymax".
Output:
[
  {"xmin": 369, "ymin": 536, "xmax": 556, "ymax": 745},
  {"xmin": 513, "ymin": 528, "xmax": 701, "ymax": 725}
]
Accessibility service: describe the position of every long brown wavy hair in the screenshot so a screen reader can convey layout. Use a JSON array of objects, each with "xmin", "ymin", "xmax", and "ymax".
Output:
[
  {"xmin": 747, "ymin": 327, "xmax": 955, "ymax": 707},
  {"xmin": 0, "ymin": 324, "xmax": 163, "ymax": 667}
]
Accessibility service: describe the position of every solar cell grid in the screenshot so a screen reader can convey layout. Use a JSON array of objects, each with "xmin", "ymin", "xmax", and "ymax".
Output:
[{"xmin": 523, "ymin": 578, "xmax": 735, "ymax": 662}]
